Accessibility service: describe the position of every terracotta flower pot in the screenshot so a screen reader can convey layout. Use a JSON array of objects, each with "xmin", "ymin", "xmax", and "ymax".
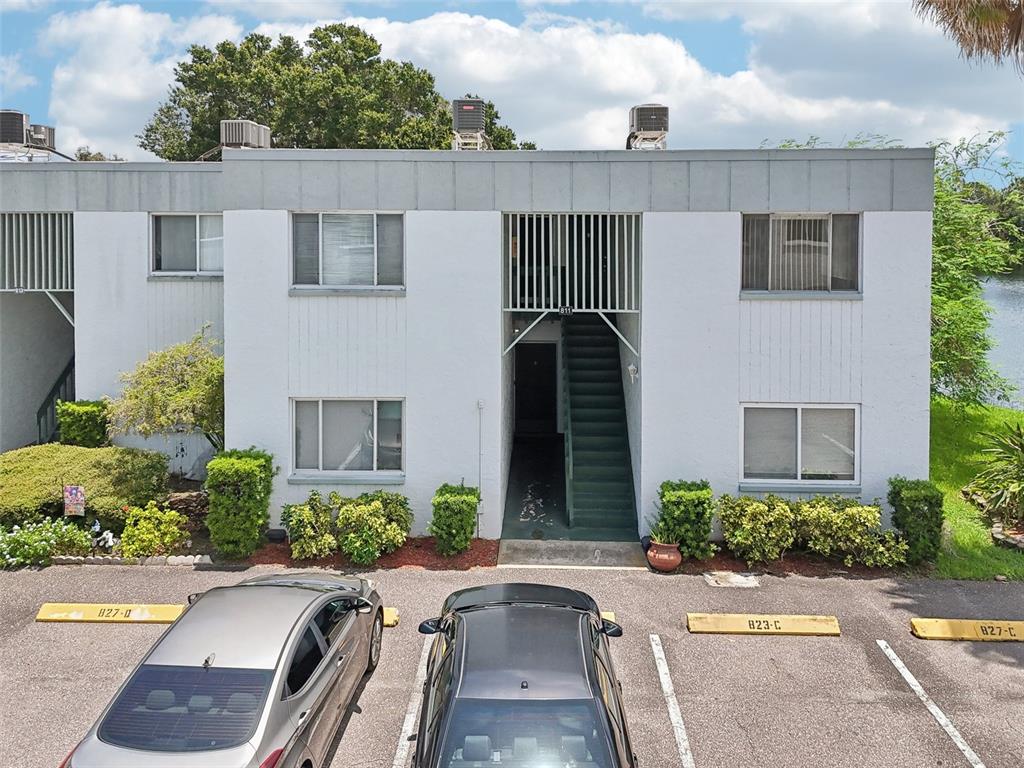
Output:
[{"xmin": 646, "ymin": 541, "xmax": 682, "ymax": 573}]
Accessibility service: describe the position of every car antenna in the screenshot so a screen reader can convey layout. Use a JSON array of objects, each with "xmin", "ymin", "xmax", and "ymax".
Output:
[{"xmin": 203, "ymin": 653, "xmax": 216, "ymax": 669}]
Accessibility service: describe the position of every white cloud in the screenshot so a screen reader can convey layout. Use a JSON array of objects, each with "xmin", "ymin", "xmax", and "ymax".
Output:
[
  {"xmin": 205, "ymin": 0, "xmax": 345, "ymax": 20},
  {"xmin": 40, "ymin": 2, "xmax": 242, "ymax": 159},
  {"xmin": 275, "ymin": 11, "xmax": 1015, "ymax": 150},
  {"xmin": 0, "ymin": 54, "xmax": 37, "ymax": 98},
  {"xmin": 0, "ymin": 0, "xmax": 51, "ymax": 11}
]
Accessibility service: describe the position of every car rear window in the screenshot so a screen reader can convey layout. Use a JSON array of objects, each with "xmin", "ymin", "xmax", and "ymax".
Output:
[
  {"xmin": 437, "ymin": 699, "xmax": 615, "ymax": 767},
  {"xmin": 98, "ymin": 664, "xmax": 273, "ymax": 752}
]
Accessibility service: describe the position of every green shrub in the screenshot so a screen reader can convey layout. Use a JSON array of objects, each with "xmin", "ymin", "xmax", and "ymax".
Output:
[
  {"xmin": 0, "ymin": 444, "xmax": 168, "ymax": 530},
  {"xmin": 429, "ymin": 483, "xmax": 479, "ymax": 556},
  {"xmin": 119, "ymin": 501, "xmax": 189, "ymax": 558},
  {"xmin": 656, "ymin": 480, "xmax": 717, "ymax": 559},
  {"xmin": 0, "ymin": 519, "xmax": 91, "ymax": 568},
  {"xmin": 56, "ymin": 400, "xmax": 109, "ymax": 448},
  {"xmin": 204, "ymin": 448, "xmax": 275, "ymax": 559},
  {"xmin": 794, "ymin": 497, "xmax": 907, "ymax": 568},
  {"xmin": 717, "ymin": 494, "xmax": 795, "ymax": 564},
  {"xmin": 336, "ymin": 500, "xmax": 406, "ymax": 565},
  {"xmin": 356, "ymin": 490, "xmax": 413, "ymax": 534},
  {"xmin": 284, "ymin": 492, "xmax": 338, "ymax": 560},
  {"xmin": 964, "ymin": 422, "xmax": 1024, "ymax": 525},
  {"xmin": 888, "ymin": 477, "xmax": 945, "ymax": 565}
]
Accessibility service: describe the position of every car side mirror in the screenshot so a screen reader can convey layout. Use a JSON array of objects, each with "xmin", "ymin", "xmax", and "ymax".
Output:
[
  {"xmin": 187, "ymin": 592, "xmax": 202, "ymax": 605},
  {"xmin": 352, "ymin": 597, "xmax": 373, "ymax": 614},
  {"xmin": 418, "ymin": 617, "xmax": 441, "ymax": 635},
  {"xmin": 601, "ymin": 619, "xmax": 623, "ymax": 638}
]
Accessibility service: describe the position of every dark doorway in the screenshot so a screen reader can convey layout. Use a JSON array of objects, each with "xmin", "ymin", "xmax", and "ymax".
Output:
[{"xmin": 514, "ymin": 343, "xmax": 557, "ymax": 434}]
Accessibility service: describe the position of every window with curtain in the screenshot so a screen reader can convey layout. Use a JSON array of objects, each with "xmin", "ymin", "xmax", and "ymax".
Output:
[
  {"xmin": 293, "ymin": 399, "xmax": 404, "ymax": 472},
  {"xmin": 291, "ymin": 213, "xmax": 404, "ymax": 287},
  {"xmin": 743, "ymin": 405, "xmax": 857, "ymax": 482},
  {"xmin": 153, "ymin": 214, "xmax": 223, "ymax": 273},
  {"xmin": 741, "ymin": 214, "xmax": 859, "ymax": 292}
]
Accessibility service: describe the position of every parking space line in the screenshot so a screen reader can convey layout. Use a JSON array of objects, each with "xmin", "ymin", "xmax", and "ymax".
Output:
[
  {"xmin": 392, "ymin": 636, "xmax": 432, "ymax": 768},
  {"xmin": 649, "ymin": 633, "xmax": 696, "ymax": 768},
  {"xmin": 875, "ymin": 639, "xmax": 986, "ymax": 768}
]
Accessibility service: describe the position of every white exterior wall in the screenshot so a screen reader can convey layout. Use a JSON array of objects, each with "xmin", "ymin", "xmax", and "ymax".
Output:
[
  {"xmin": 74, "ymin": 212, "xmax": 224, "ymax": 473},
  {"xmin": 638, "ymin": 213, "xmax": 742, "ymax": 529},
  {"xmin": 225, "ymin": 210, "xmax": 504, "ymax": 537},
  {"xmin": 0, "ymin": 292, "xmax": 75, "ymax": 451}
]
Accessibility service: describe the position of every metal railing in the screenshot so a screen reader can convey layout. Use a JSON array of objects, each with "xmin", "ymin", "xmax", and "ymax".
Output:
[
  {"xmin": 561, "ymin": 322, "xmax": 575, "ymax": 528},
  {"xmin": 1, "ymin": 212, "xmax": 74, "ymax": 292},
  {"xmin": 36, "ymin": 357, "xmax": 75, "ymax": 444}
]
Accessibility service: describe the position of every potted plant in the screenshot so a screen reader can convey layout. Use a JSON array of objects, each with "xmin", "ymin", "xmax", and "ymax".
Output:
[{"xmin": 646, "ymin": 519, "xmax": 682, "ymax": 572}]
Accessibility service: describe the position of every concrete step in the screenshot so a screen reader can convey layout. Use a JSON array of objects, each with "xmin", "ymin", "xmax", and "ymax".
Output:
[{"xmin": 497, "ymin": 539, "xmax": 645, "ymax": 566}]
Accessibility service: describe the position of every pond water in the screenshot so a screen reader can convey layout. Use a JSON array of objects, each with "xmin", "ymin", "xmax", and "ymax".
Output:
[{"xmin": 983, "ymin": 272, "xmax": 1024, "ymax": 407}]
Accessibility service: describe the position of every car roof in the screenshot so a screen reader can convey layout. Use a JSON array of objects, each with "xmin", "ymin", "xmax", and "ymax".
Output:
[
  {"xmin": 145, "ymin": 584, "xmax": 329, "ymax": 669},
  {"xmin": 455, "ymin": 604, "xmax": 594, "ymax": 700}
]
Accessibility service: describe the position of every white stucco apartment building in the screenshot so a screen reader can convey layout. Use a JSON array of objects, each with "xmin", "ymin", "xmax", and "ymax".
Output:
[{"xmin": 0, "ymin": 147, "xmax": 934, "ymax": 540}]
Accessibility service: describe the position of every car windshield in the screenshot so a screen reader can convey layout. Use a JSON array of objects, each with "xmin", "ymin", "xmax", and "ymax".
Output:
[
  {"xmin": 436, "ymin": 698, "xmax": 615, "ymax": 767},
  {"xmin": 98, "ymin": 664, "xmax": 273, "ymax": 752}
]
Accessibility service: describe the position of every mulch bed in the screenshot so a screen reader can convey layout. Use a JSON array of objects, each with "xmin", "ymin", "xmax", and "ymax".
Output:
[
  {"xmin": 667, "ymin": 549, "xmax": 902, "ymax": 579},
  {"xmin": 247, "ymin": 537, "xmax": 499, "ymax": 571}
]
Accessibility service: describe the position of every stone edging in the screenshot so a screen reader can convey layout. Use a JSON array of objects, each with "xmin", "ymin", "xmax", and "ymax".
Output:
[
  {"xmin": 990, "ymin": 523, "xmax": 1024, "ymax": 551},
  {"xmin": 51, "ymin": 555, "xmax": 215, "ymax": 566}
]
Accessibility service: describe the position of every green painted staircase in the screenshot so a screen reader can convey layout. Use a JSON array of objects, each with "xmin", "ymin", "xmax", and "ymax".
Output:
[{"xmin": 563, "ymin": 314, "xmax": 637, "ymax": 537}]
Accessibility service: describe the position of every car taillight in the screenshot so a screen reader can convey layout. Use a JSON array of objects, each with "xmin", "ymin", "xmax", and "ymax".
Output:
[
  {"xmin": 57, "ymin": 742, "xmax": 79, "ymax": 768},
  {"xmin": 259, "ymin": 748, "xmax": 284, "ymax": 768}
]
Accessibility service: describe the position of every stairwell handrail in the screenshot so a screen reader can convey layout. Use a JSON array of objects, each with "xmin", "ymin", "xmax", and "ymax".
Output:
[
  {"xmin": 561, "ymin": 323, "xmax": 575, "ymax": 528},
  {"xmin": 36, "ymin": 356, "xmax": 75, "ymax": 444}
]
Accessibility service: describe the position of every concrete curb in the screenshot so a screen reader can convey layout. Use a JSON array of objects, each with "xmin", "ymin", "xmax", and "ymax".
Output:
[{"xmin": 50, "ymin": 554, "xmax": 215, "ymax": 567}]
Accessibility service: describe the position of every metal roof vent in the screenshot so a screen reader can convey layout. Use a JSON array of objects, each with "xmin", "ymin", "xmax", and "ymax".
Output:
[
  {"xmin": 627, "ymin": 104, "xmax": 668, "ymax": 150},
  {"xmin": 28, "ymin": 124, "xmax": 55, "ymax": 150},
  {"xmin": 0, "ymin": 110, "xmax": 29, "ymax": 144},
  {"xmin": 220, "ymin": 119, "xmax": 271, "ymax": 149},
  {"xmin": 452, "ymin": 98, "xmax": 490, "ymax": 151}
]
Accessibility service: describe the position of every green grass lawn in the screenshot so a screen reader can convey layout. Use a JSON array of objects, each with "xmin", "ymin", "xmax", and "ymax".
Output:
[{"xmin": 931, "ymin": 398, "xmax": 1024, "ymax": 580}]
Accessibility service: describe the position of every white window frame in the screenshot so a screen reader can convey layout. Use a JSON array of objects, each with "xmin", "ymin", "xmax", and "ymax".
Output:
[
  {"xmin": 291, "ymin": 397, "xmax": 405, "ymax": 474},
  {"xmin": 741, "ymin": 212, "xmax": 862, "ymax": 294},
  {"xmin": 289, "ymin": 211, "xmax": 405, "ymax": 289},
  {"xmin": 150, "ymin": 213, "xmax": 224, "ymax": 276},
  {"xmin": 739, "ymin": 402, "xmax": 860, "ymax": 486}
]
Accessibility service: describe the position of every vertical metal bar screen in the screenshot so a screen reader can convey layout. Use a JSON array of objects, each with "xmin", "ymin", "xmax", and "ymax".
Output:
[{"xmin": 0, "ymin": 212, "xmax": 74, "ymax": 291}]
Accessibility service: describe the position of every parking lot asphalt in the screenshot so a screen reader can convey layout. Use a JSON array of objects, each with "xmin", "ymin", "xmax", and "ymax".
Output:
[{"xmin": 1, "ymin": 564, "xmax": 1022, "ymax": 768}]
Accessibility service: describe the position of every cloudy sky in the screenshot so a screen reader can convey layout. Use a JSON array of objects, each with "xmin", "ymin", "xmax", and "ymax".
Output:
[{"xmin": 1, "ymin": 0, "xmax": 1021, "ymax": 161}]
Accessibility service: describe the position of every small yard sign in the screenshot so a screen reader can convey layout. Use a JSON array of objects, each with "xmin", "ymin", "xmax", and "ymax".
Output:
[{"xmin": 63, "ymin": 485, "xmax": 86, "ymax": 517}]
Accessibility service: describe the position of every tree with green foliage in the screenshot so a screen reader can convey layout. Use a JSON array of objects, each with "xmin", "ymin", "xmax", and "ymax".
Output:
[
  {"xmin": 140, "ymin": 24, "xmax": 532, "ymax": 159},
  {"xmin": 931, "ymin": 134, "xmax": 1021, "ymax": 405},
  {"xmin": 106, "ymin": 329, "xmax": 225, "ymax": 450},
  {"xmin": 74, "ymin": 146, "xmax": 123, "ymax": 161}
]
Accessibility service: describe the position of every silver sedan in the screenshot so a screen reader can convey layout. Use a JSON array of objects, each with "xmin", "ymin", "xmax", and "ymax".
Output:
[{"xmin": 60, "ymin": 572, "xmax": 384, "ymax": 768}]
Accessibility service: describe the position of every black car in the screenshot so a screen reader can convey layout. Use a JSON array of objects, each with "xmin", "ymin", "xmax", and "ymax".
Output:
[{"xmin": 414, "ymin": 583, "xmax": 636, "ymax": 768}]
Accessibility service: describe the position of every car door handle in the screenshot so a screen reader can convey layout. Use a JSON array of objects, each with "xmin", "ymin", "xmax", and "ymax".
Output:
[
  {"xmin": 335, "ymin": 653, "xmax": 346, "ymax": 666},
  {"xmin": 298, "ymin": 709, "xmax": 310, "ymax": 721}
]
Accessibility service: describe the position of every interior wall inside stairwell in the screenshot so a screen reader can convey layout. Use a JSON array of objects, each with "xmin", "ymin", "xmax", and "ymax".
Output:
[
  {"xmin": 617, "ymin": 310, "xmax": 642, "ymax": 523},
  {"xmin": 0, "ymin": 291, "xmax": 75, "ymax": 451}
]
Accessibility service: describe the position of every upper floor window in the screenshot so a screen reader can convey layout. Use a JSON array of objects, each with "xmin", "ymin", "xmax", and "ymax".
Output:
[
  {"xmin": 153, "ymin": 214, "xmax": 223, "ymax": 273},
  {"xmin": 292, "ymin": 213, "xmax": 403, "ymax": 288},
  {"xmin": 743, "ymin": 404, "xmax": 858, "ymax": 483},
  {"xmin": 741, "ymin": 213, "xmax": 859, "ymax": 292}
]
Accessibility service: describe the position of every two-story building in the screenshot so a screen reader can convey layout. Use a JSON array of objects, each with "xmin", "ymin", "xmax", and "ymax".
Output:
[{"xmin": 0, "ymin": 146, "xmax": 934, "ymax": 541}]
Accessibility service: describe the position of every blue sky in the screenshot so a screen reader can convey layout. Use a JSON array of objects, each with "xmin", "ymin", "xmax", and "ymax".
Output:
[{"xmin": 1, "ymin": 1, "xmax": 1021, "ymax": 163}]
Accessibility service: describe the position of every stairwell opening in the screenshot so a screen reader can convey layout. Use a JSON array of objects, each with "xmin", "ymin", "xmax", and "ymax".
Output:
[{"xmin": 501, "ymin": 213, "xmax": 641, "ymax": 543}]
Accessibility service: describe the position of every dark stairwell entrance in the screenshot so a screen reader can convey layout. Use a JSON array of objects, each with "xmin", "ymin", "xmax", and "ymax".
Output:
[{"xmin": 501, "ymin": 317, "xmax": 637, "ymax": 542}]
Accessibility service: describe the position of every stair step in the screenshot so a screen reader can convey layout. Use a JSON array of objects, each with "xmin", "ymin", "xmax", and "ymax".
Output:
[
  {"xmin": 565, "ymin": 334, "xmax": 618, "ymax": 346},
  {"xmin": 570, "ymin": 394, "xmax": 624, "ymax": 408},
  {"xmin": 574, "ymin": 465, "xmax": 632, "ymax": 481},
  {"xmin": 570, "ymin": 407, "xmax": 624, "ymax": 420},
  {"xmin": 572, "ymin": 435, "xmax": 628, "ymax": 449},
  {"xmin": 568, "ymin": 358, "xmax": 620, "ymax": 372},
  {"xmin": 572, "ymin": 422, "xmax": 626, "ymax": 437},
  {"xmin": 567, "ymin": 347, "xmax": 619, "ymax": 360},
  {"xmin": 573, "ymin": 450, "xmax": 628, "ymax": 466},
  {"xmin": 570, "ymin": 381, "xmax": 621, "ymax": 394}
]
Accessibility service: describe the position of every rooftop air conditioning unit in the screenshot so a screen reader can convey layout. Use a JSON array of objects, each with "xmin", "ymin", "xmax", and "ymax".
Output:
[
  {"xmin": 28, "ymin": 124, "xmax": 55, "ymax": 150},
  {"xmin": 453, "ymin": 99, "xmax": 486, "ymax": 134},
  {"xmin": 220, "ymin": 119, "xmax": 272, "ymax": 149},
  {"xmin": 627, "ymin": 104, "xmax": 669, "ymax": 150},
  {"xmin": 0, "ymin": 110, "xmax": 29, "ymax": 144}
]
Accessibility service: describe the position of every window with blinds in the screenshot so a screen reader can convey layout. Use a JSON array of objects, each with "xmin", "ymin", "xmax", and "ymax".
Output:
[
  {"xmin": 153, "ymin": 214, "xmax": 223, "ymax": 273},
  {"xmin": 741, "ymin": 213, "xmax": 859, "ymax": 292},
  {"xmin": 294, "ymin": 399, "xmax": 403, "ymax": 473},
  {"xmin": 292, "ymin": 213, "xmax": 404, "ymax": 287},
  {"xmin": 743, "ymin": 404, "xmax": 858, "ymax": 482}
]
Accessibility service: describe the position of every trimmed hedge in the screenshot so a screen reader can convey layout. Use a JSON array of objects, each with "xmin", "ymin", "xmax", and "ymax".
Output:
[
  {"xmin": 119, "ymin": 501, "xmax": 189, "ymax": 558},
  {"xmin": 204, "ymin": 448, "xmax": 275, "ymax": 559},
  {"xmin": 284, "ymin": 494, "xmax": 338, "ymax": 561},
  {"xmin": 0, "ymin": 444, "xmax": 168, "ymax": 530},
  {"xmin": 888, "ymin": 476, "xmax": 944, "ymax": 565},
  {"xmin": 56, "ymin": 400, "xmax": 109, "ymax": 447},
  {"xmin": 336, "ymin": 500, "xmax": 406, "ymax": 565},
  {"xmin": 429, "ymin": 483, "xmax": 479, "ymax": 556},
  {"xmin": 357, "ymin": 490, "xmax": 414, "ymax": 535},
  {"xmin": 717, "ymin": 494, "xmax": 796, "ymax": 564},
  {"xmin": 656, "ymin": 479, "xmax": 717, "ymax": 559},
  {"xmin": 793, "ymin": 497, "xmax": 908, "ymax": 568}
]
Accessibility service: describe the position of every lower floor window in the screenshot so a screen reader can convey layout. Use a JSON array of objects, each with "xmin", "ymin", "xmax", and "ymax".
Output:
[
  {"xmin": 743, "ymin": 404, "xmax": 857, "ymax": 482},
  {"xmin": 294, "ymin": 399, "xmax": 403, "ymax": 472}
]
